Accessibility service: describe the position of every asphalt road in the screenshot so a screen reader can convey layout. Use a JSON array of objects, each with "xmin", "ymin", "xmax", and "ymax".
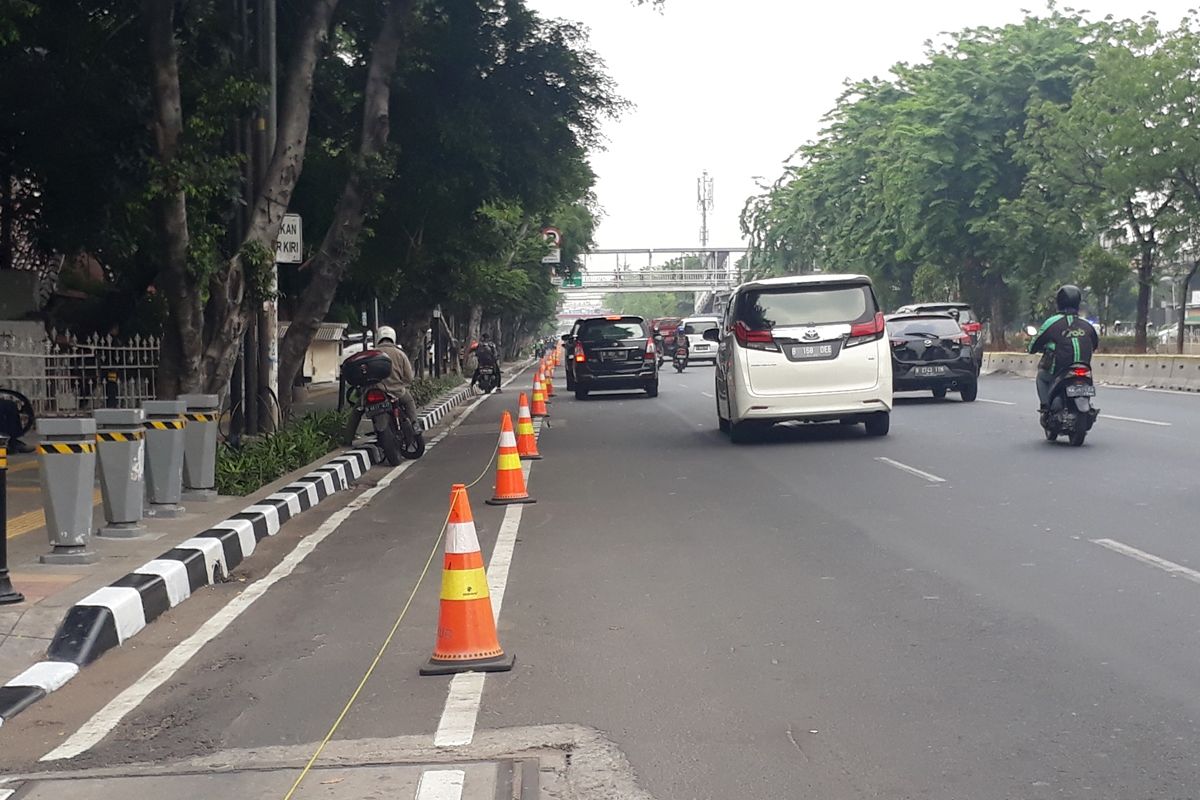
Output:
[{"xmin": 3, "ymin": 365, "xmax": 1200, "ymax": 800}]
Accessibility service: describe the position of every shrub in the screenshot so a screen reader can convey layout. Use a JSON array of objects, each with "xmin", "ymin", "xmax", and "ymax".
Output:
[
  {"xmin": 410, "ymin": 375, "xmax": 466, "ymax": 407},
  {"xmin": 216, "ymin": 410, "xmax": 348, "ymax": 496}
]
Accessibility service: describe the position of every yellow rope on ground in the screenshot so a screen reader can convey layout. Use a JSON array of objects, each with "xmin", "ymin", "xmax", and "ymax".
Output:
[{"xmin": 281, "ymin": 436, "xmax": 501, "ymax": 799}]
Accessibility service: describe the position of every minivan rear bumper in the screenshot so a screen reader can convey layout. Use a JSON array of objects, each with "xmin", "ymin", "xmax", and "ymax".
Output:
[{"xmin": 731, "ymin": 382, "xmax": 892, "ymax": 423}]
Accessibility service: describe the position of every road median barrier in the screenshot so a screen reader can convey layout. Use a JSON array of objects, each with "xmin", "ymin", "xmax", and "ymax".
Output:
[{"xmin": 985, "ymin": 352, "xmax": 1200, "ymax": 392}]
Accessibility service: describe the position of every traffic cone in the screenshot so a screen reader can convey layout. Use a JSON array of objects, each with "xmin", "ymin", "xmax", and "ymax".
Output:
[
  {"xmin": 486, "ymin": 411, "xmax": 536, "ymax": 505},
  {"xmin": 544, "ymin": 367, "xmax": 556, "ymax": 398},
  {"xmin": 530, "ymin": 372, "xmax": 550, "ymax": 418},
  {"xmin": 420, "ymin": 484, "xmax": 514, "ymax": 675},
  {"xmin": 515, "ymin": 393, "xmax": 542, "ymax": 460}
]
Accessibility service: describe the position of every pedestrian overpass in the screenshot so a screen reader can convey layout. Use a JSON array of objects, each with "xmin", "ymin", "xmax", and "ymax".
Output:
[{"xmin": 555, "ymin": 247, "xmax": 749, "ymax": 293}]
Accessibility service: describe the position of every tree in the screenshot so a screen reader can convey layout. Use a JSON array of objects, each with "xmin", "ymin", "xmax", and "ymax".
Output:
[
  {"xmin": 1074, "ymin": 244, "xmax": 1130, "ymax": 330},
  {"xmin": 1024, "ymin": 18, "xmax": 1190, "ymax": 352}
]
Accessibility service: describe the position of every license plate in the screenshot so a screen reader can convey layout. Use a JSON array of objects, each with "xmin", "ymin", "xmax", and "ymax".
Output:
[
  {"xmin": 790, "ymin": 344, "xmax": 834, "ymax": 360},
  {"xmin": 913, "ymin": 365, "xmax": 949, "ymax": 376},
  {"xmin": 365, "ymin": 401, "xmax": 391, "ymax": 415},
  {"xmin": 1065, "ymin": 383, "xmax": 1095, "ymax": 397},
  {"xmin": 601, "ymin": 350, "xmax": 624, "ymax": 361}
]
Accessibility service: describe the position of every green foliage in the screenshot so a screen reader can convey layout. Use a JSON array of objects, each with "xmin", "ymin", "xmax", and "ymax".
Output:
[
  {"xmin": 409, "ymin": 375, "xmax": 466, "ymax": 408},
  {"xmin": 602, "ymin": 292, "xmax": 693, "ymax": 319},
  {"xmin": 216, "ymin": 410, "xmax": 349, "ymax": 496}
]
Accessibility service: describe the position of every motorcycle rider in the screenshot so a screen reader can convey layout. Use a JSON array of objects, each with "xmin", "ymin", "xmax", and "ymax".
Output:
[
  {"xmin": 345, "ymin": 325, "xmax": 418, "ymax": 445},
  {"xmin": 1028, "ymin": 284, "xmax": 1100, "ymax": 411},
  {"xmin": 470, "ymin": 332, "xmax": 502, "ymax": 392}
]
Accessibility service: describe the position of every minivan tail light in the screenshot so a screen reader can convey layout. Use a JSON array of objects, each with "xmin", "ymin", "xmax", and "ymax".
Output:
[
  {"xmin": 734, "ymin": 320, "xmax": 779, "ymax": 352},
  {"xmin": 845, "ymin": 312, "xmax": 885, "ymax": 348},
  {"xmin": 644, "ymin": 340, "xmax": 656, "ymax": 359},
  {"xmin": 574, "ymin": 341, "xmax": 586, "ymax": 363},
  {"xmin": 954, "ymin": 334, "xmax": 973, "ymax": 345},
  {"xmin": 961, "ymin": 321, "xmax": 982, "ymax": 334}
]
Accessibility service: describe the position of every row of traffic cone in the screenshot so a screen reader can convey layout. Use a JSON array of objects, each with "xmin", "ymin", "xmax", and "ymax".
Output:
[{"xmin": 422, "ymin": 356, "xmax": 559, "ymax": 675}]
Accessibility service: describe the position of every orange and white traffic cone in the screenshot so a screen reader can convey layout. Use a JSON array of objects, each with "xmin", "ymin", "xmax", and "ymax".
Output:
[
  {"xmin": 420, "ymin": 484, "xmax": 514, "ymax": 675},
  {"xmin": 544, "ymin": 368, "xmax": 556, "ymax": 398},
  {"xmin": 515, "ymin": 393, "xmax": 542, "ymax": 460},
  {"xmin": 486, "ymin": 411, "xmax": 536, "ymax": 505},
  {"xmin": 530, "ymin": 372, "xmax": 550, "ymax": 418}
]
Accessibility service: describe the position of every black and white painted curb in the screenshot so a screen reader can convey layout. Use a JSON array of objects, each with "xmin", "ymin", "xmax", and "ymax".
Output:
[
  {"xmin": 418, "ymin": 384, "xmax": 477, "ymax": 432},
  {"xmin": 0, "ymin": 448, "xmax": 376, "ymax": 727}
]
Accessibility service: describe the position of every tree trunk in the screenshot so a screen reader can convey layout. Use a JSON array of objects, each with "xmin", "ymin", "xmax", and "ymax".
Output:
[
  {"xmin": 143, "ymin": 1, "xmax": 203, "ymax": 397},
  {"xmin": 1134, "ymin": 244, "xmax": 1153, "ymax": 354},
  {"xmin": 1178, "ymin": 260, "xmax": 1198, "ymax": 355},
  {"xmin": 277, "ymin": 0, "xmax": 416, "ymax": 417}
]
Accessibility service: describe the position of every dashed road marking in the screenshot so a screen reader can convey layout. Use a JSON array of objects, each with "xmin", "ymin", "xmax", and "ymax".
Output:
[
  {"xmin": 976, "ymin": 398, "xmax": 1015, "ymax": 406},
  {"xmin": 1103, "ymin": 414, "xmax": 1171, "ymax": 427},
  {"xmin": 875, "ymin": 457, "xmax": 946, "ymax": 484},
  {"xmin": 1091, "ymin": 538, "xmax": 1200, "ymax": 585},
  {"xmin": 700, "ymin": 391, "xmax": 714, "ymax": 398}
]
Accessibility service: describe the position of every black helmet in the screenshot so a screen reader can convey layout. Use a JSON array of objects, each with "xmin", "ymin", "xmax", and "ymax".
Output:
[{"xmin": 1055, "ymin": 284, "xmax": 1082, "ymax": 313}]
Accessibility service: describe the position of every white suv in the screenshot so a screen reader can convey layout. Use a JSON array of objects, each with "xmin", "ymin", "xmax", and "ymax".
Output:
[
  {"xmin": 710, "ymin": 274, "xmax": 893, "ymax": 442},
  {"xmin": 680, "ymin": 316, "xmax": 721, "ymax": 363}
]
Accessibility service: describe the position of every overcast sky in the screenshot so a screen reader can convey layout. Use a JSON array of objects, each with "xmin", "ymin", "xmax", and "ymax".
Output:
[{"xmin": 527, "ymin": 0, "xmax": 1197, "ymax": 258}]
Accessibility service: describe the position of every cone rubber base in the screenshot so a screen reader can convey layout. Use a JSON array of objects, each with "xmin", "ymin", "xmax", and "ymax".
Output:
[
  {"xmin": 518, "ymin": 454, "xmax": 543, "ymax": 460},
  {"xmin": 420, "ymin": 652, "xmax": 515, "ymax": 676},
  {"xmin": 486, "ymin": 496, "xmax": 536, "ymax": 506}
]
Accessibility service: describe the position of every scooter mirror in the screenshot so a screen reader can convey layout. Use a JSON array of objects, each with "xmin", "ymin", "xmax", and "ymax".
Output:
[{"xmin": 1024, "ymin": 325, "xmax": 1038, "ymax": 337}]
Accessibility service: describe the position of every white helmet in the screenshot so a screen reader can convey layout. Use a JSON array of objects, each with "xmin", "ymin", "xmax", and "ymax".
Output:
[{"xmin": 376, "ymin": 325, "xmax": 397, "ymax": 344}]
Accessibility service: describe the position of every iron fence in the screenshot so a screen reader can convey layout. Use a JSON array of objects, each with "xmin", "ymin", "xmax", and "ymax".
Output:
[{"xmin": 0, "ymin": 330, "xmax": 159, "ymax": 416}]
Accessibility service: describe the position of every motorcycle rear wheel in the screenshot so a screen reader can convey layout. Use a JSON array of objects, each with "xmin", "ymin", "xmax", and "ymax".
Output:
[
  {"xmin": 400, "ymin": 417, "xmax": 425, "ymax": 459},
  {"xmin": 379, "ymin": 423, "xmax": 404, "ymax": 466},
  {"xmin": 1068, "ymin": 428, "xmax": 1087, "ymax": 447}
]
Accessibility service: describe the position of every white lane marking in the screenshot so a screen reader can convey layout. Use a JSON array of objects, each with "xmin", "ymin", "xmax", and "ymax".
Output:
[
  {"xmin": 1103, "ymin": 414, "xmax": 1172, "ymax": 427},
  {"xmin": 977, "ymin": 398, "xmax": 1015, "ymax": 406},
  {"xmin": 875, "ymin": 457, "xmax": 946, "ymax": 484},
  {"xmin": 416, "ymin": 769, "xmax": 465, "ymax": 800},
  {"xmin": 700, "ymin": 391, "xmax": 714, "ymax": 398},
  {"xmin": 1091, "ymin": 538, "xmax": 1200, "ymax": 585},
  {"xmin": 42, "ymin": 367, "xmax": 534, "ymax": 762},
  {"xmin": 0, "ymin": 789, "xmax": 13, "ymax": 800},
  {"xmin": 433, "ymin": 498, "xmax": 525, "ymax": 747}
]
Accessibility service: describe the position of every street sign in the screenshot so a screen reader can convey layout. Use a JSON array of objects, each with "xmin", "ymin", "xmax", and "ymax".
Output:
[
  {"xmin": 275, "ymin": 213, "xmax": 302, "ymax": 264},
  {"xmin": 541, "ymin": 226, "xmax": 562, "ymax": 264},
  {"xmin": 550, "ymin": 276, "xmax": 564, "ymax": 286},
  {"xmin": 560, "ymin": 275, "xmax": 583, "ymax": 288}
]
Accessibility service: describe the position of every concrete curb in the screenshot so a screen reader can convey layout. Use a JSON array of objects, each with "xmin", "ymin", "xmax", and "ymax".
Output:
[
  {"xmin": 0, "ymin": 448, "xmax": 377, "ymax": 726},
  {"xmin": 417, "ymin": 383, "xmax": 476, "ymax": 431}
]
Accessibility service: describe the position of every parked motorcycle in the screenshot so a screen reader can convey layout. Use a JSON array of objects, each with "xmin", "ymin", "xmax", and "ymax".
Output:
[
  {"xmin": 342, "ymin": 350, "xmax": 425, "ymax": 465},
  {"xmin": 1024, "ymin": 325, "xmax": 1099, "ymax": 446}
]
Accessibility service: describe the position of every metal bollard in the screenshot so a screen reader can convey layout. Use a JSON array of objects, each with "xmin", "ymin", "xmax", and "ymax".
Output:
[
  {"xmin": 94, "ymin": 408, "xmax": 146, "ymax": 538},
  {"xmin": 36, "ymin": 418, "xmax": 99, "ymax": 564},
  {"xmin": 0, "ymin": 436, "xmax": 25, "ymax": 604},
  {"xmin": 143, "ymin": 400, "xmax": 187, "ymax": 518},
  {"xmin": 180, "ymin": 393, "xmax": 219, "ymax": 501}
]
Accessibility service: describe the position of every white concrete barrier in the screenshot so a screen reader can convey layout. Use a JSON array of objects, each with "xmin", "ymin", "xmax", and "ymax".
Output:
[{"xmin": 984, "ymin": 352, "xmax": 1200, "ymax": 391}]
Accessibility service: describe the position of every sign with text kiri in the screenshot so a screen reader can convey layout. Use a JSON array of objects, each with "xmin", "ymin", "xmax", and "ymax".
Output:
[
  {"xmin": 541, "ymin": 226, "xmax": 562, "ymax": 264},
  {"xmin": 275, "ymin": 213, "xmax": 303, "ymax": 264}
]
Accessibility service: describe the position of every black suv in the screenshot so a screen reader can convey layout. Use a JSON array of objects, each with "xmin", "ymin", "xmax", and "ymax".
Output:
[
  {"xmin": 895, "ymin": 302, "xmax": 984, "ymax": 374},
  {"xmin": 886, "ymin": 312, "xmax": 978, "ymax": 402},
  {"xmin": 568, "ymin": 315, "xmax": 659, "ymax": 399}
]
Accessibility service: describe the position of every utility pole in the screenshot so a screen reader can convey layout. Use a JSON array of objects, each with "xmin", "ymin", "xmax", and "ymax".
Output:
[
  {"xmin": 697, "ymin": 170, "xmax": 713, "ymax": 248},
  {"xmin": 256, "ymin": 0, "xmax": 278, "ymax": 432}
]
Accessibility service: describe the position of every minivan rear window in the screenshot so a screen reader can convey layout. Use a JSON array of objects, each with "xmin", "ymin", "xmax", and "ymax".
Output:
[
  {"xmin": 886, "ymin": 317, "xmax": 963, "ymax": 337},
  {"xmin": 578, "ymin": 320, "xmax": 646, "ymax": 341},
  {"xmin": 737, "ymin": 285, "xmax": 876, "ymax": 329}
]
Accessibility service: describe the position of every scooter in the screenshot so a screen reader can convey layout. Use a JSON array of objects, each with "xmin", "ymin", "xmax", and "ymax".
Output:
[
  {"xmin": 475, "ymin": 363, "xmax": 500, "ymax": 393},
  {"xmin": 1025, "ymin": 326, "xmax": 1100, "ymax": 446},
  {"xmin": 1040, "ymin": 364, "xmax": 1099, "ymax": 446},
  {"xmin": 673, "ymin": 342, "xmax": 689, "ymax": 372}
]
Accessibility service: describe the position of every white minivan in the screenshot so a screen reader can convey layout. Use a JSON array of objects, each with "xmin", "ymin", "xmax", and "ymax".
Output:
[
  {"xmin": 680, "ymin": 315, "xmax": 721, "ymax": 363},
  {"xmin": 710, "ymin": 274, "xmax": 893, "ymax": 442}
]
